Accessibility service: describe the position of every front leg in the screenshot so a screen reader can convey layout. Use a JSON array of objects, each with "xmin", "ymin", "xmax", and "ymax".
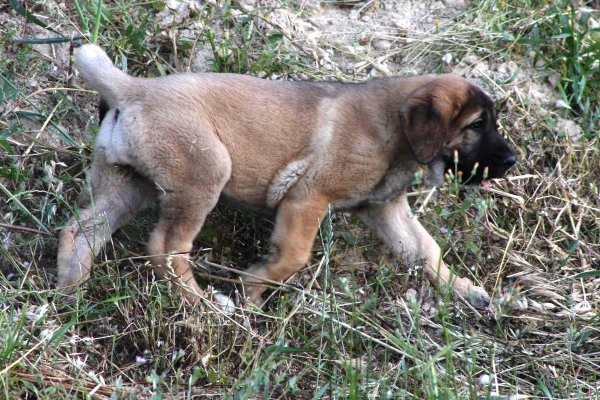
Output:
[
  {"xmin": 355, "ymin": 194, "xmax": 490, "ymax": 309},
  {"xmin": 242, "ymin": 196, "xmax": 329, "ymax": 305}
]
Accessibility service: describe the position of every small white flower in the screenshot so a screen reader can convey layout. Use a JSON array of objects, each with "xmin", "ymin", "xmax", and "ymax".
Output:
[
  {"xmin": 73, "ymin": 356, "xmax": 87, "ymax": 369},
  {"xmin": 40, "ymin": 329, "xmax": 53, "ymax": 340},
  {"xmin": 26, "ymin": 303, "xmax": 49, "ymax": 323},
  {"xmin": 442, "ymin": 53, "xmax": 453, "ymax": 65},
  {"xmin": 201, "ymin": 352, "xmax": 211, "ymax": 367},
  {"xmin": 136, "ymin": 355, "xmax": 148, "ymax": 364}
]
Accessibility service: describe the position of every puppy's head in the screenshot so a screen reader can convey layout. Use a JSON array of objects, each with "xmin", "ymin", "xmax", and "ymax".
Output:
[{"xmin": 400, "ymin": 75, "xmax": 515, "ymax": 184}]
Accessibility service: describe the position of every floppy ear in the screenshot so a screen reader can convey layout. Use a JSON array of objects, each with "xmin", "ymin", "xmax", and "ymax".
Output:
[{"xmin": 400, "ymin": 85, "xmax": 459, "ymax": 164}]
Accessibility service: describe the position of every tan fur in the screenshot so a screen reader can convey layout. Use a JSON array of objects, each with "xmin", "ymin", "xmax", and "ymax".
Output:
[{"xmin": 57, "ymin": 44, "xmax": 516, "ymax": 309}]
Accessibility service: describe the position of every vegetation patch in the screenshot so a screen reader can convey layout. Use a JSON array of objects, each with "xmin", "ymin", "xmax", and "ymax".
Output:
[{"xmin": 0, "ymin": 0, "xmax": 598, "ymax": 398}]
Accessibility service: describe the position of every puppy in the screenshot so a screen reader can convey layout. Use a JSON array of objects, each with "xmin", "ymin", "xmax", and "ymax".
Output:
[{"xmin": 57, "ymin": 44, "xmax": 515, "ymax": 309}]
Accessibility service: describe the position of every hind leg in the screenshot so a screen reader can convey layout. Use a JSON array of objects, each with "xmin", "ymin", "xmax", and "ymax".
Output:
[
  {"xmin": 57, "ymin": 153, "xmax": 158, "ymax": 294},
  {"xmin": 146, "ymin": 143, "xmax": 232, "ymax": 305}
]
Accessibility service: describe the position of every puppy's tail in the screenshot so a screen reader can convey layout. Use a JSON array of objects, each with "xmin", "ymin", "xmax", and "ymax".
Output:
[{"xmin": 75, "ymin": 44, "xmax": 133, "ymax": 107}]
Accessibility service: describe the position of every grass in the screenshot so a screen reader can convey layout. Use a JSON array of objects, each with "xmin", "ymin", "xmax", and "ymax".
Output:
[{"xmin": 1, "ymin": 0, "xmax": 599, "ymax": 398}]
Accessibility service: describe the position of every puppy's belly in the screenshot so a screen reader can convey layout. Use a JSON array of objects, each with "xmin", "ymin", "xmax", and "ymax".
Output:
[
  {"xmin": 221, "ymin": 155, "xmax": 312, "ymax": 211},
  {"xmin": 221, "ymin": 172, "xmax": 270, "ymax": 207},
  {"xmin": 219, "ymin": 192, "xmax": 275, "ymax": 215}
]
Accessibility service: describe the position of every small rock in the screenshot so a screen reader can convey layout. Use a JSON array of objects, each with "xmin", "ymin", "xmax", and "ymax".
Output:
[
  {"xmin": 157, "ymin": 0, "xmax": 202, "ymax": 29},
  {"xmin": 523, "ymin": 81, "xmax": 558, "ymax": 108},
  {"xmin": 190, "ymin": 46, "xmax": 214, "ymax": 73},
  {"xmin": 405, "ymin": 288, "xmax": 417, "ymax": 302},
  {"xmin": 547, "ymin": 73, "xmax": 561, "ymax": 88},
  {"xmin": 304, "ymin": 0, "xmax": 320, "ymax": 11},
  {"xmin": 496, "ymin": 61, "xmax": 518, "ymax": 77},
  {"xmin": 164, "ymin": 0, "xmax": 179, "ymax": 9},
  {"xmin": 464, "ymin": 54, "xmax": 479, "ymax": 65},
  {"xmin": 555, "ymin": 117, "xmax": 582, "ymax": 143},
  {"xmin": 214, "ymin": 293, "xmax": 235, "ymax": 314},
  {"xmin": 515, "ymin": 297, "xmax": 528, "ymax": 310},
  {"xmin": 535, "ymin": 58, "xmax": 545, "ymax": 69},
  {"xmin": 361, "ymin": 15, "xmax": 371, "ymax": 22},
  {"xmin": 321, "ymin": 49, "xmax": 333, "ymax": 62},
  {"xmin": 369, "ymin": 68, "xmax": 383, "ymax": 78},
  {"xmin": 443, "ymin": 0, "xmax": 467, "ymax": 10},
  {"xmin": 324, "ymin": 63, "xmax": 333, "ymax": 71},
  {"xmin": 157, "ymin": 13, "xmax": 175, "ymax": 29},
  {"xmin": 572, "ymin": 301, "xmax": 592, "ymax": 313},
  {"xmin": 478, "ymin": 374, "xmax": 491, "ymax": 386},
  {"xmin": 394, "ymin": 18, "xmax": 411, "ymax": 30},
  {"xmin": 373, "ymin": 39, "xmax": 392, "ymax": 51}
]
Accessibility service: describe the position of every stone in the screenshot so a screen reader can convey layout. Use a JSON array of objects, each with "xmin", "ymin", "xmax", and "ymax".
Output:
[
  {"xmin": 443, "ymin": 0, "xmax": 467, "ymax": 10},
  {"xmin": 373, "ymin": 39, "xmax": 392, "ymax": 51}
]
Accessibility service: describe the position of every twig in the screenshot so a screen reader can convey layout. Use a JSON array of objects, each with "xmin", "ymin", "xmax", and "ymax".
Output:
[{"xmin": 0, "ymin": 222, "xmax": 56, "ymax": 237}]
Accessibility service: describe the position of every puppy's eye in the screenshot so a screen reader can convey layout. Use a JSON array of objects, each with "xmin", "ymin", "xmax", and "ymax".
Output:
[{"xmin": 470, "ymin": 119, "xmax": 483, "ymax": 129}]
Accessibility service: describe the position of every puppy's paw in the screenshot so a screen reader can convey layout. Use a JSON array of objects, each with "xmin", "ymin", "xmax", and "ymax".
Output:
[{"xmin": 466, "ymin": 285, "xmax": 491, "ymax": 309}]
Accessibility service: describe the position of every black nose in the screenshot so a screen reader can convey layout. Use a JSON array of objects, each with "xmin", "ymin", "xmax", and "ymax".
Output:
[{"xmin": 503, "ymin": 155, "xmax": 516, "ymax": 167}]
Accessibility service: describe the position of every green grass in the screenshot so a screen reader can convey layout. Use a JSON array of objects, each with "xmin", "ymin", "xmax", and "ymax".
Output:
[{"xmin": 1, "ymin": 0, "xmax": 599, "ymax": 399}]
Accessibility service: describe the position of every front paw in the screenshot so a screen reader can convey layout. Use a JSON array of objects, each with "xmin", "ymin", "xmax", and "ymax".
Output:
[{"xmin": 466, "ymin": 285, "xmax": 491, "ymax": 309}]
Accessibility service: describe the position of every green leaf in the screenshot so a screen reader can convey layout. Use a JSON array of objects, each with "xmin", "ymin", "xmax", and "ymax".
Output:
[
  {"xmin": 573, "ymin": 270, "xmax": 600, "ymax": 279},
  {"xmin": 517, "ymin": 38, "xmax": 543, "ymax": 45},
  {"xmin": 9, "ymin": 0, "xmax": 64, "ymax": 36},
  {"xmin": 559, "ymin": 239, "xmax": 579, "ymax": 267},
  {"xmin": 340, "ymin": 231, "xmax": 356, "ymax": 245},
  {"xmin": 12, "ymin": 36, "xmax": 84, "ymax": 44},
  {"xmin": 156, "ymin": 62, "xmax": 166, "ymax": 77},
  {"xmin": 502, "ymin": 67, "xmax": 521, "ymax": 84},
  {"xmin": 267, "ymin": 32, "xmax": 284, "ymax": 45},
  {"xmin": 266, "ymin": 344, "xmax": 316, "ymax": 354},
  {"xmin": 501, "ymin": 32, "xmax": 515, "ymax": 41},
  {"xmin": 313, "ymin": 382, "xmax": 329, "ymax": 399},
  {"xmin": 0, "ymin": 125, "xmax": 22, "ymax": 140},
  {"xmin": 459, "ymin": 199, "xmax": 472, "ymax": 213}
]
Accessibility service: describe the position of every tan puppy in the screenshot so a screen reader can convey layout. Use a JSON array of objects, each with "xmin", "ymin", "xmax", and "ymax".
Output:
[{"xmin": 57, "ymin": 44, "xmax": 515, "ymax": 309}]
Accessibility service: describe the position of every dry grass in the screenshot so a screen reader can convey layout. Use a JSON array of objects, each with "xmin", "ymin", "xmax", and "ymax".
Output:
[{"xmin": 1, "ymin": 0, "xmax": 599, "ymax": 399}]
